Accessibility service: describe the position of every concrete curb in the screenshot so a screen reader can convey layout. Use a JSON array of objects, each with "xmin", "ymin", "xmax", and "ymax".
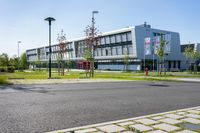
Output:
[{"xmin": 46, "ymin": 106, "xmax": 200, "ymax": 133}]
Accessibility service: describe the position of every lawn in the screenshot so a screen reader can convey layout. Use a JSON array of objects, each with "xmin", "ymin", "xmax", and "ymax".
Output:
[{"xmin": 0, "ymin": 70, "xmax": 200, "ymax": 85}]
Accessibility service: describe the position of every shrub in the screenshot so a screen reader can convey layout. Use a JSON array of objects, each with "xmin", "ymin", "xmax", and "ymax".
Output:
[
  {"xmin": 0, "ymin": 77, "xmax": 8, "ymax": 85},
  {"xmin": 0, "ymin": 67, "xmax": 6, "ymax": 72},
  {"xmin": 7, "ymin": 66, "xmax": 15, "ymax": 73}
]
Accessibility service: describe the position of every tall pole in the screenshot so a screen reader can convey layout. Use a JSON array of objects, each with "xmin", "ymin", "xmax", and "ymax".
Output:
[
  {"xmin": 17, "ymin": 41, "xmax": 21, "ymax": 72},
  {"xmin": 45, "ymin": 17, "xmax": 55, "ymax": 79}
]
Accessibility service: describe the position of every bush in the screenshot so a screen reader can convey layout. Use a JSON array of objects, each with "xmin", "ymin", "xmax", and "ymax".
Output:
[
  {"xmin": 0, "ymin": 77, "xmax": 8, "ymax": 85},
  {"xmin": 0, "ymin": 67, "xmax": 6, "ymax": 72},
  {"xmin": 7, "ymin": 66, "xmax": 15, "ymax": 73}
]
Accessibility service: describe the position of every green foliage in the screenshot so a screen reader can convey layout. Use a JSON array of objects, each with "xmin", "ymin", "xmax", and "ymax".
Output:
[
  {"xmin": 0, "ymin": 53, "xmax": 9, "ymax": 67},
  {"xmin": 19, "ymin": 52, "xmax": 28, "ymax": 70},
  {"xmin": 83, "ymin": 47, "xmax": 92, "ymax": 61},
  {"xmin": 124, "ymin": 50, "xmax": 129, "ymax": 72},
  {"xmin": 0, "ymin": 77, "xmax": 8, "ymax": 85}
]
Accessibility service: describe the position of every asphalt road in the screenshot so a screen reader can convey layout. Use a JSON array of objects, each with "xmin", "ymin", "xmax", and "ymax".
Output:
[{"xmin": 0, "ymin": 81, "xmax": 200, "ymax": 133}]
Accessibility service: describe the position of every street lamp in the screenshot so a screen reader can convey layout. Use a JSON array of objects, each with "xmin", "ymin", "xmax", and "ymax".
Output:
[
  {"xmin": 17, "ymin": 41, "xmax": 21, "ymax": 71},
  {"xmin": 44, "ymin": 17, "xmax": 55, "ymax": 78}
]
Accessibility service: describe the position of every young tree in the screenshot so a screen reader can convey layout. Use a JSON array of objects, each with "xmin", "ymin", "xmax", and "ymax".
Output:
[
  {"xmin": 84, "ymin": 24, "xmax": 99, "ymax": 77},
  {"xmin": 184, "ymin": 46, "xmax": 193, "ymax": 72},
  {"xmin": 124, "ymin": 50, "xmax": 129, "ymax": 72},
  {"xmin": 184, "ymin": 46, "xmax": 200, "ymax": 74},
  {"xmin": 57, "ymin": 30, "xmax": 68, "ymax": 76},
  {"xmin": 19, "ymin": 52, "xmax": 28, "ymax": 70},
  {"xmin": 156, "ymin": 35, "xmax": 166, "ymax": 75}
]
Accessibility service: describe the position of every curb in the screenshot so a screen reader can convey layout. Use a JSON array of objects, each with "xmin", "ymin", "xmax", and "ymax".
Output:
[{"xmin": 46, "ymin": 106, "xmax": 200, "ymax": 133}]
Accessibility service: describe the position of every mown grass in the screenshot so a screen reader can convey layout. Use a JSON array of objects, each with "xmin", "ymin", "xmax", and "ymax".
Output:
[
  {"xmin": 0, "ymin": 70, "xmax": 200, "ymax": 84},
  {"xmin": 0, "ymin": 76, "xmax": 9, "ymax": 85}
]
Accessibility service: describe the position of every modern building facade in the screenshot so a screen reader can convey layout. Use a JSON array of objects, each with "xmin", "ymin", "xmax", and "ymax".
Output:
[{"xmin": 26, "ymin": 23, "xmax": 184, "ymax": 71}]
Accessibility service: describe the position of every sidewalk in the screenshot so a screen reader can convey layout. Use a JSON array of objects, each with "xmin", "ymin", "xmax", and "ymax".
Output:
[{"xmin": 47, "ymin": 106, "xmax": 200, "ymax": 133}]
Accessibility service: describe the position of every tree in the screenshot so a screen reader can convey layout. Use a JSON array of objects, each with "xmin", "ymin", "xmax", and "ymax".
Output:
[
  {"xmin": 9, "ymin": 55, "xmax": 18, "ymax": 69},
  {"xmin": 0, "ymin": 53, "xmax": 9, "ymax": 67},
  {"xmin": 124, "ymin": 50, "xmax": 129, "ymax": 72},
  {"xmin": 184, "ymin": 46, "xmax": 200, "ymax": 74},
  {"xmin": 84, "ymin": 24, "xmax": 99, "ymax": 78},
  {"xmin": 19, "ymin": 52, "xmax": 28, "ymax": 70},
  {"xmin": 156, "ymin": 35, "xmax": 165, "ymax": 75},
  {"xmin": 57, "ymin": 29, "xmax": 68, "ymax": 76},
  {"xmin": 184, "ymin": 46, "xmax": 193, "ymax": 72},
  {"xmin": 66, "ymin": 59, "xmax": 72, "ymax": 72}
]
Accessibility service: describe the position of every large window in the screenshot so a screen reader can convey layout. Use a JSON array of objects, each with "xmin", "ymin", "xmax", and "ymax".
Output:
[
  {"xmin": 116, "ymin": 46, "xmax": 122, "ymax": 55},
  {"xmin": 112, "ymin": 47, "xmax": 117, "ymax": 55},
  {"xmin": 110, "ymin": 35, "xmax": 115, "ymax": 43},
  {"xmin": 105, "ymin": 36, "xmax": 110, "ymax": 44},
  {"xmin": 101, "ymin": 37, "xmax": 105, "ymax": 45},
  {"xmin": 127, "ymin": 32, "xmax": 132, "ymax": 41},
  {"xmin": 122, "ymin": 33, "xmax": 127, "ymax": 42},
  {"xmin": 116, "ymin": 34, "xmax": 121, "ymax": 43}
]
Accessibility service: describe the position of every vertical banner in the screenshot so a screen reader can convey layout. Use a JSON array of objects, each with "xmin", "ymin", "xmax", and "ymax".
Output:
[
  {"xmin": 154, "ymin": 36, "xmax": 160, "ymax": 54},
  {"xmin": 164, "ymin": 34, "xmax": 171, "ymax": 54},
  {"xmin": 144, "ymin": 37, "xmax": 151, "ymax": 55}
]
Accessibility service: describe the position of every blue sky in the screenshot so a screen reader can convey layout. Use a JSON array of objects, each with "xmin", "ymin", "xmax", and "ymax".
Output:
[{"xmin": 0, "ymin": 0, "xmax": 200, "ymax": 56}]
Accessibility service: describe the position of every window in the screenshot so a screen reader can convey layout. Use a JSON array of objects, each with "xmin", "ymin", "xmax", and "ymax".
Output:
[
  {"xmin": 105, "ymin": 36, "xmax": 110, "ymax": 44},
  {"xmin": 122, "ymin": 33, "xmax": 127, "ymax": 42},
  {"xmin": 116, "ymin": 34, "xmax": 121, "ymax": 43},
  {"xmin": 128, "ymin": 45, "xmax": 133, "ymax": 54},
  {"xmin": 101, "ymin": 37, "xmax": 105, "ymax": 45},
  {"xmin": 116, "ymin": 46, "xmax": 122, "ymax": 55},
  {"xmin": 110, "ymin": 35, "xmax": 115, "ymax": 43},
  {"xmin": 127, "ymin": 32, "xmax": 132, "ymax": 41},
  {"xmin": 112, "ymin": 47, "xmax": 117, "ymax": 55}
]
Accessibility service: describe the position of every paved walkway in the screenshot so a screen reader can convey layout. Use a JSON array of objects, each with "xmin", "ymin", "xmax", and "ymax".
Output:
[{"xmin": 47, "ymin": 106, "xmax": 200, "ymax": 133}]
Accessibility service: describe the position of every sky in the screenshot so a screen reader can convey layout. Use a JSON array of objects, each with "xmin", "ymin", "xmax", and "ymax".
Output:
[{"xmin": 0, "ymin": 0, "xmax": 200, "ymax": 57}]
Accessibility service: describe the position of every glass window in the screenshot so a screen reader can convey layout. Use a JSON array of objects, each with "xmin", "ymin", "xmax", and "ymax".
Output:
[
  {"xmin": 110, "ymin": 35, "xmax": 115, "ymax": 43},
  {"xmin": 123, "ymin": 45, "xmax": 128, "ymax": 54},
  {"xmin": 116, "ymin": 46, "xmax": 122, "ymax": 55},
  {"xmin": 127, "ymin": 32, "xmax": 132, "ymax": 41},
  {"xmin": 105, "ymin": 36, "xmax": 110, "ymax": 44},
  {"xmin": 112, "ymin": 47, "xmax": 117, "ymax": 55},
  {"xmin": 116, "ymin": 34, "xmax": 121, "ymax": 43},
  {"xmin": 128, "ymin": 45, "xmax": 133, "ymax": 54},
  {"xmin": 101, "ymin": 37, "xmax": 105, "ymax": 45},
  {"xmin": 101, "ymin": 48, "xmax": 106, "ymax": 56},
  {"xmin": 122, "ymin": 33, "xmax": 127, "ymax": 42}
]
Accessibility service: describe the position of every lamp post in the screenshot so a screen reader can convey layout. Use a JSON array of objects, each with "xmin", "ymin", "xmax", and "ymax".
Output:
[
  {"xmin": 17, "ymin": 41, "xmax": 21, "ymax": 71},
  {"xmin": 44, "ymin": 17, "xmax": 55, "ymax": 78},
  {"xmin": 91, "ymin": 11, "xmax": 98, "ymax": 77}
]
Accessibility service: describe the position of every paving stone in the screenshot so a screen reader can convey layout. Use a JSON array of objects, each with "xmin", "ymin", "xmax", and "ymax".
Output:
[
  {"xmin": 153, "ymin": 123, "xmax": 180, "ymax": 132},
  {"xmin": 118, "ymin": 121, "xmax": 135, "ymax": 126},
  {"xmin": 164, "ymin": 114, "xmax": 184, "ymax": 119},
  {"xmin": 122, "ymin": 131, "xmax": 135, "ymax": 133},
  {"xmin": 129, "ymin": 124, "xmax": 152, "ymax": 132},
  {"xmin": 151, "ymin": 116, "xmax": 165, "ymax": 120},
  {"xmin": 75, "ymin": 128, "xmax": 97, "ymax": 133},
  {"xmin": 182, "ymin": 118, "xmax": 200, "ymax": 124},
  {"xmin": 97, "ymin": 124, "xmax": 125, "ymax": 133},
  {"xmin": 176, "ymin": 130, "xmax": 197, "ymax": 133},
  {"xmin": 176, "ymin": 112, "xmax": 188, "ymax": 115},
  {"xmin": 135, "ymin": 118, "xmax": 159, "ymax": 125},
  {"xmin": 187, "ymin": 110, "xmax": 200, "ymax": 114},
  {"xmin": 93, "ymin": 132, "xmax": 104, "ymax": 133},
  {"xmin": 159, "ymin": 118, "xmax": 182, "ymax": 124},
  {"xmin": 186, "ymin": 113, "xmax": 200, "ymax": 118},
  {"xmin": 147, "ymin": 130, "xmax": 167, "ymax": 133}
]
